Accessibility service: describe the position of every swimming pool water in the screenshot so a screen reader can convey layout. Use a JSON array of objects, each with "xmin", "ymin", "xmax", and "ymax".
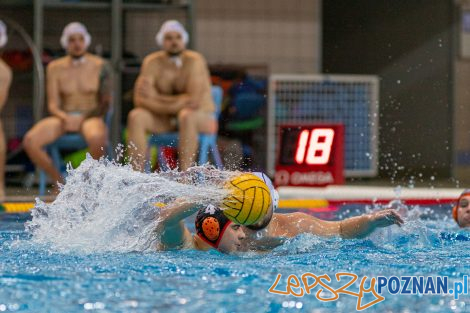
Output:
[{"xmin": 1, "ymin": 205, "xmax": 470, "ymax": 313}]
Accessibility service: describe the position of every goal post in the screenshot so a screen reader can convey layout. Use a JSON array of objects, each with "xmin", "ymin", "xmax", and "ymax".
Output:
[{"xmin": 267, "ymin": 74, "xmax": 380, "ymax": 178}]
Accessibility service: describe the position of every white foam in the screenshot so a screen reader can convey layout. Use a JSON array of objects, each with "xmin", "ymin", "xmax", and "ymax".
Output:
[{"xmin": 26, "ymin": 154, "xmax": 236, "ymax": 253}]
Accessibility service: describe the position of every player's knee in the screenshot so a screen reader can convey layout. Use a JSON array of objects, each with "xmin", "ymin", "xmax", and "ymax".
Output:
[
  {"xmin": 86, "ymin": 132, "xmax": 106, "ymax": 148},
  {"xmin": 127, "ymin": 108, "xmax": 147, "ymax": 129},
  {"xmin": 23, "ymin": 131, "xmax": 38, "ymax": 151},
  {"xmin": 178, "ymin": 108, "xmax": 196, "ymax": 125}
]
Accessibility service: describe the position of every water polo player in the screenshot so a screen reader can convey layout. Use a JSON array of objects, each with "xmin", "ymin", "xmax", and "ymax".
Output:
[
  {"xmin": 154, "ymin": 172, "xmax": 270, "ymax": 253},
  {"xmin": 155, "ymin": 201, "xmax": 245, "ymax": 253},
  {"xmin": 128, "ymin": 20, "xmax": 216, "ymax": 172},
  {"xmin": 154, "ymin": 172, "xmax": 403, "ymax": 253},
  {"xmin": 23, "ymin": 22, "xmax": 112, "ymax": 192},
  {"xmin": 452, "ymin": 189, "xmax": 470, "ymax": 227}
]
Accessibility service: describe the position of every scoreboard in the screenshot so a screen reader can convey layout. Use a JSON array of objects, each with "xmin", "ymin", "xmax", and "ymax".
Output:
[{"xmin": 275, "ymin": 124, "xmax": 344, "ymax": 187}]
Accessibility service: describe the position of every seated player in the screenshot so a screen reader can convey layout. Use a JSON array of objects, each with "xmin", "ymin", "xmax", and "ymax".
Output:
[
  {"xmin": 23, "ymin": 22, "xmax": 112, "ymax": 190},
  {"xmin": 127, "ymin": 20, "xmax": 216, "ymax": 171},
  {"xmin": 0, "ymin": 20, "xmax": 12, "ymax": 202},
  {"xmin": 155, "ymin": 173, "xmax": 404, "ymax": 253},
  {"xmin": 452, "ymin": 190, "xmax": 470, "ymax": 228}
]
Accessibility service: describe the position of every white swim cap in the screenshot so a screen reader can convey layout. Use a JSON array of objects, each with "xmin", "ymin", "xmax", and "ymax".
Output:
[
  {"xmin": 155, "ymin": 20, "xmax": 188, "ymax": 47},
  {"xmin": 0, "ymin": 20, "xmax": 7, "ymax": 48},
  {"xmin": 253, "ymin": 172, "xmax": 279, "ymax": 212},
  {"xmin": 60, "ymin": 22, "xmax": 91, "ymax": 50}
]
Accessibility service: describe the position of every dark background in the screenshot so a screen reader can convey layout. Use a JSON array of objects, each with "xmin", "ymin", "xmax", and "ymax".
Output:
[{"xmin": 323, "ymin": 0, "xmax": 456, "ymax": 179}]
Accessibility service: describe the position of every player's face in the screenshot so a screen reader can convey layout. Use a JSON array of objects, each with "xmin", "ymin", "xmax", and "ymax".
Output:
[
  {"xmin": 217, "ymin": 224, "xmax": 246, "ymax": 253},
  {"xmin": 458, "ymin": 196, "xmax": 470, "ymax": 227},
  {"xmin": 163, "ymin": 31, "xmax": 185, "ymax": 56},
  {"xmin": 67, "ymin": 33, "xmax": 87, "ymax": 58}
]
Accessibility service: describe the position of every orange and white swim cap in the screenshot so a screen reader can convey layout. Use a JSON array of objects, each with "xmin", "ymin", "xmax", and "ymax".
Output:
[
  {"xmin": 452, "ymin": 189, "xmax": 470, "ymax": 225},
  {"xmin": 195, "ymin": 204, "xmax": 232, "ymax": 249}
]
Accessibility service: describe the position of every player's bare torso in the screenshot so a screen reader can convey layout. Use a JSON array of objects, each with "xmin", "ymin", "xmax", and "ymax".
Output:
[
  {"xmin": 48, "ymin": 53, "xmax": 104, "ymax": 114},
  {"xmin": 144, "ymin": 50, "xmax": 214, "ymax": 113}
]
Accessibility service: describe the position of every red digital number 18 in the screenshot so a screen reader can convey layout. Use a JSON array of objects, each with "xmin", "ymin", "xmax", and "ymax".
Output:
[{"xmin": 295, "ymin": 128, "xmax": 335, "ymax": 165}]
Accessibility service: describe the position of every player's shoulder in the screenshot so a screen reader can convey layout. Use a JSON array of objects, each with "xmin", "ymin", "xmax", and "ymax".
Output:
[
  {"xmin": 143, "ymin": 51, "xmax": 166, "ymax": 65},
  {"xmin": 0, "ymin": 59, "xmax": 12, "ymax": 78},
  {"xmin": 274, "ymin": 212, "xmax": 303, "ymax": 224},
  {"xmin": 184, "ymin": 50, "xmax": 206, "ymax": 62},
  {"xmin": 47, "ymin": 56, "xmax": 69, "ymax": 71},
  {"xmin": 86, "ymin": 53, "xmax": 107, "ymax": 67}
]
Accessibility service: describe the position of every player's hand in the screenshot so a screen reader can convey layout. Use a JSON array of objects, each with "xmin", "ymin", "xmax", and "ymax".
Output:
[
  {"xmin": 370, "ymin": 209, "xmax": 404, "ymax": 228},
  {"xmin": 64, "ymin": 114, "xmax": 84, "ymax": 132}
]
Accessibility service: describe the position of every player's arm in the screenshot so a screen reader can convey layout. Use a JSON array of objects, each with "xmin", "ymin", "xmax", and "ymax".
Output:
[
  {"xmin": 0, "ymin": 66, "xmax": 12, "ymax": 110},
  {"xmin": 133, "ymin": 59, "xmax": 188, "ymax": 114},
  {"xmin": 46, "ymin": 65, "xmax": 68, "ymax": 121},
  {"xmin": 298, "ymin": 209, "xmax": 403, "ymax": 239},
  {"xmin": 184, "ymin": 55, "xmax": 211, "ymax": 109},
  {"xmin": 156, "ymin": 199, "xmax": 202, "ymax": 250},
  {"xmin": 339, "ymin": 209, "xmax": 404, "ymax": 238},
  {"xmin": 88, "ymin": 61, "xmax": 113, "ymax": 118}
]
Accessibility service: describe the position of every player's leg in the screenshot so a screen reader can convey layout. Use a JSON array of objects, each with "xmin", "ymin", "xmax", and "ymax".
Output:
[
  {"xmin": 0, "ymin": 121, "xmax": 6, "ymax": 202},
  {"xmin": 127, "ymin": 107, "xmax": 173, "ymax": 170},
  {"xmin": 81, "ymin": 117, "xmax": 108, "ymax": 159},
  {"xmin": 23, "ymin": 117, "xmax": 66, "ymax": 184},
  {"xmin": 177, "ymin": 109, "xmax": 217, "ymax": 171}
]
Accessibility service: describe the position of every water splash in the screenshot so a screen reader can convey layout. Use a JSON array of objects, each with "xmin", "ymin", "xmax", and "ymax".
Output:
[
  {"xmin": 26, "ymin": 155, "xmax": 237, "ymax": 253},
  {"xmin": 364, "ymin": 200, "xmax": 459, "ymax": 250},
  {"xmin": 271, "ymin": 233, "xmax": 334, "ymax": 255}
]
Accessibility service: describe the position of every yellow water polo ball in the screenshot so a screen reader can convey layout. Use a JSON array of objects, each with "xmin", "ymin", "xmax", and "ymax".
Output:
[{"xmin": 221, "ymin": 173, "xmax": 272, "ymax": 225}]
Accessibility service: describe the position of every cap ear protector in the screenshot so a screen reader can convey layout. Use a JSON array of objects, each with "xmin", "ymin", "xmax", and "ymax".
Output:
[
  {"xmin": 452, "ymin": 206, "xmax": 458, "ymax": 223},
  {"xmin": 195, "ymin": 204, "xmax": 232, "ymax": 248},
  {"xmin": 453, "ymin": 189, "xmax": 470, "ymax": 226}
]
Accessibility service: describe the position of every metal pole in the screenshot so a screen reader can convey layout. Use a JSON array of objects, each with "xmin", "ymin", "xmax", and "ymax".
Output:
[
  {"xmin": 33, "ymin": 0, "xmax": 44, "ymax": 122},
  {"xmin": 317, "ymin": 0, "xmax": 322, "ymax": 73},
  {"xmin": 188, "ymin": 0, "xmax": 195, "ymax": 49},
  {"xmin": 111, "ymin": 0, "xmax": 123, "ymax": 152},
  {"xmin": 450, "ymin": 1, "xmax": 459, "ymax": 179}
]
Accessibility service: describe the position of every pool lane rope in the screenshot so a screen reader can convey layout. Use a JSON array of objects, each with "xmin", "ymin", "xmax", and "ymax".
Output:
[
  {"xmin": 0, "ymin": 203, "xmax": 36, "ymax": 213},
  {"xmin": 0, "ymin": 197, "xmax": 457, "ymax": 214}
]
